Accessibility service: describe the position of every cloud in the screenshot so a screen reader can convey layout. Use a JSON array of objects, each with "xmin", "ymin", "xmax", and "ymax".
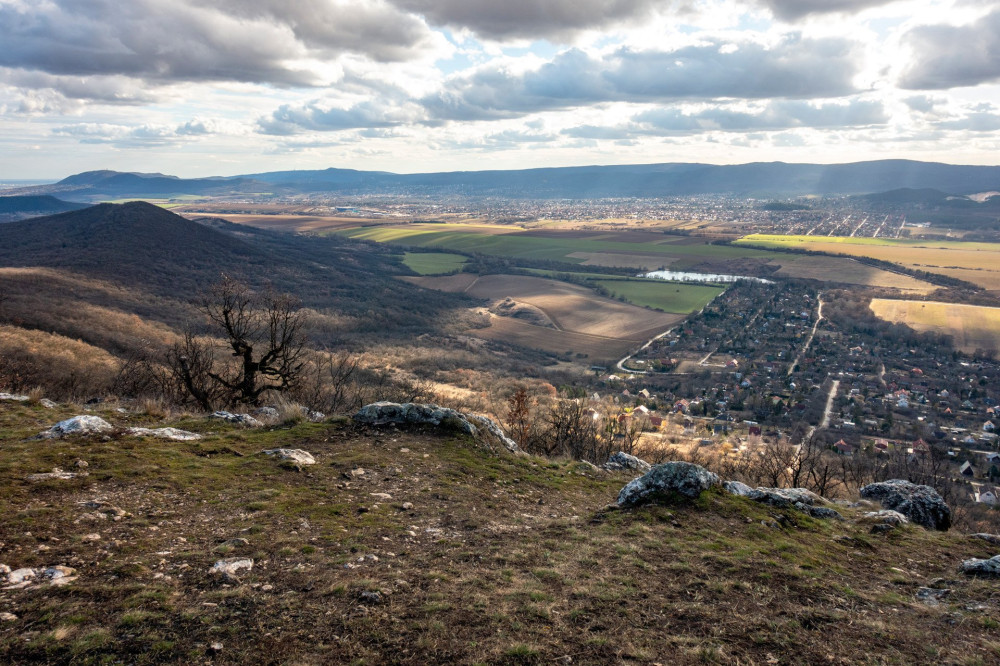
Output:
[
  {"xmin": 899, "ymin": 10, "xmax": 1000, "ymax": 89},
  {"xmin": 758, "ymin": 0, "xmax": 897, "ymax": 21},
  {"xmin": 423, "ymin": 36, "xmax": 863, "ymax": 120},
  {"xmin": 258, "ymin": 100, "xmax": 422, "ymax": 134},
  {"xmin": 388, "ymin": 0, "xmax": 665, "ymax": 40},
  {"xmin": 635, "ymin": 99, "xmax": 888, "ymax": 133},
  {"xmin": 0, "ymin": 0, "xmax": 437, "ymax": 91},
  {"xmin": 561, "ymin": 99, "xmax": 888, "ymax": 139}
]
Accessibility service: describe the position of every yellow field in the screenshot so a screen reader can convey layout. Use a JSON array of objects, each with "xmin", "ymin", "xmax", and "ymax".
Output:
[
  {"xmin": 869, "ymin": 299, "xmax": 1000, "ymax": 354},
  {"xmin": 471, "ymin": 315, "xmax": 638, "ymax": 362},
  {"xmin": 738, "ymin": 235, "xmax": 1000, "ymax": 291}
]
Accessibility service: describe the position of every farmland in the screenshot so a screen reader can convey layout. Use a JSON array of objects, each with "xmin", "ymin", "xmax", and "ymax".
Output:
[
  {"xmin": 405, "ymin": 273, "xmax": 685, "ymax": 362},
  {"xmin": 402, "ymin": 251, "xmax": 467, "ymax": 275},
  {"xmin": 592, "ymin": 279, "xmax": 723, "ymax": 312},
  {"xmin": 736, "ymin": 234, "xmax": 1000, "ymax": 291},
  {"xmin": 338, "ymin": 223, "xmax": 937, "ymax": 291},
  {"xmin": 869, "ymin": 298, "xmax": 1000, "ymax": 354}
]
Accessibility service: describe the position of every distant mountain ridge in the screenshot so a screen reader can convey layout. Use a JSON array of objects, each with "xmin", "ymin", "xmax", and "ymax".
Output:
[{"xmin": 11, "ymin": 159, "xmax": 1000, "ymax": 199}]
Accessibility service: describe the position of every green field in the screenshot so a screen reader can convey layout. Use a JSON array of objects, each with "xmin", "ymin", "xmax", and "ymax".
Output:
[
  {"xmin": 593, "ymin": 279, "xmax": 724, "ymax": 313},
  {"xmin": 402, "ymin": 251, "xmax": 467, "ymax": 275}
]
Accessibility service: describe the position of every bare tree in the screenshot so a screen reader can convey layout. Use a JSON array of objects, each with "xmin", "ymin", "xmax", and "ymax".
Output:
[
  {"xmin": 202, "ymin": 277, "xmax": 307, "ymax": 407},
  {"xmin": 169, "ymin": 277, "xmax": 308, "ymax": 409}
]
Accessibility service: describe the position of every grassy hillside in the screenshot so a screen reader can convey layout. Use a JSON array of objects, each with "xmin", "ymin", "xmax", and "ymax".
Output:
[{"xmin": 1, "ymin": 403, "xmax": 999, "ymax": 664}]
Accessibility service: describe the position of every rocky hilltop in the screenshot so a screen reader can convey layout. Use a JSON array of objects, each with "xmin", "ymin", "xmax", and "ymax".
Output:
[{"xmin": 2, "ymin": 396, "xmax": 1000, "ymax": 664}]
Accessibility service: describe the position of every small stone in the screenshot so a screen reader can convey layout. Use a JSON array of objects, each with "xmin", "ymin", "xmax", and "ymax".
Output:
[
  {"xmin": 401, "ymin": 502, "xmax": 414, "ymax": 511},
  {"xmin": 370, "ymin": 492, "xmax": 392, "ymax": 500},
  {"xmin": 261, "ymin": 584, "xmax": 274, "ymax": 591},
  {"xmin": 358, "ymin": 590, "xmax": 382, "ymax": 605},
  {"xmin": 74, "ymin": 460, "xmax": 89, "ymax": 468},
  {"xmin": 209, "ymin": 642, "xmax": 224, "ymax": 653},
  {"xmin": 916, "ymin": 587, "xmax": 951, "ymax": 606},
  {"xmin": 0, "ymin": 612, "xmax": 17, "ymax": 622},
  {"xmin": 82, "ymin": 533, "xmax": 102, "ymax": 542}
]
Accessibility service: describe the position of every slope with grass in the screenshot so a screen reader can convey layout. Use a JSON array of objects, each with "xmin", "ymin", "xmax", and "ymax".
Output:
[{"xmin": 1, "ymin": 403, "xmax": 999, "ymax": 665}]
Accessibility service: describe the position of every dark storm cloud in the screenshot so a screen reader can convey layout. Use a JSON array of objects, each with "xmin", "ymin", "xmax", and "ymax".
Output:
[
  {"xmin": 388, "ymin": 0, "xmax": 667, "ymax": 40},
  {"xmin": 423, "ymin": 36, "xmax": 862, "ymax": 121},
  {"xmin": 0, "ymin": 0, "xmax": 434, "ymax": 89},
  {"xmin": 899, "ymin": 10, "xmax": 1000, "ymax": 89},
  {"xmin": 758, "ymin": 0, "xmax": 897, "ymax": 21}
]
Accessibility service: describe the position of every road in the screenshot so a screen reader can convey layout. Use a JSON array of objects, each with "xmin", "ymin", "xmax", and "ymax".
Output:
[
  {"xmin": 807, "ymin": 378, "xmax": 840, "ymax": 441},
  {"xmin": 788, "ymin": 293, "xmax": 823, "ymax": 377}
]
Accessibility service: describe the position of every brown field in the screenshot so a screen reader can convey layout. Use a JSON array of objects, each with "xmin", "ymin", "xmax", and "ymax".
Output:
[
  {"xmin": 772, "ymin": 256, "xmax": 937, "ymax": 293},
  {"xmin": 870, "ymin": 298, "xmax": 1000, "ymax": 354},
  {"xmin": 414, "ymin": 274, "xmax": 682, "ymax": 340},
  {"xmin": 406, "ymin": 273, "xmax": 682, "ymax": 361},
  {"xmin": 471, "ymin": 314, "xmax": 637, "ymax": 362}
]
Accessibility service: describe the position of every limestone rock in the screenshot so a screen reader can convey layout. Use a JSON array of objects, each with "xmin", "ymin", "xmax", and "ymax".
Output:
[
  {"xmin": 466, "ymin": 414, "xmax": 520, "ymax": 453},
  {"xmin": 209, "ymin": 558, "xmax": 253, "ymax": 578},
  {"xmin": 860, "ymin": 479, "xmax": 951, "ymax": 531},
  {"xmin": 603, "ymin": 451, "xmax": 652, "ymax": 472},
  {"xmin": 127, "ymin": 427, "xmax": 202, "ymax": 441},
  {"xmin": 39, "ymin": 399, "xmax": 58, "ymax": 409},
  {"xmin": 0, "ymin": 392, "xmax": 29, "ymax": 402},
  {"xmin": 859, "ymin": 510, "xmax": 909, "ymax": 527},
  {"xmin": 354, "ymin": 402, "xmax": 521, "ymax": 453},
  {"xmin": 960, "ymin": 555, "xmax": 1000, "ymax": 576},
  {"xmin": 27, "ymin": 468, "xmax": 88, "ymax": 482},
  {"xmin": 723, "ymin": 482, "xmax": 831, "ymax": 514},
  {"xmin": 253, "ymin": 407, "xmax": 280, "ymax": 420},
  {"xmin": 210, "ymin": 411, "xmax": 262, "ymax": 428},
  {"xmin": 39, "ymin": 415, "xmax": 113, "ymax": 438},
  {"xmin": 617, "ymin": 461, "xmax": 719, "ymax": 506},
  {"xmin": 355, "ymin": 402, "xmax": 475, "ymax": 434},
  {"xmin": 261, "ymin": 448, "xmax": 316, "ymax": 466},
  {"xmin": 971, "ymin": 533, "xmax": 1000, "ymax": 546}
]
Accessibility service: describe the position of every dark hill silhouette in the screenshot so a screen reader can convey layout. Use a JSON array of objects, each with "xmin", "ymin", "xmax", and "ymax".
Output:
[
  {"xmin": 13, "ymin": 159, "xmax": 1000, "ymax": 200},
  {"xmin": 0, "ymin": 202, "xmax": 471, "ymax": 338},
  {"xmin": 0, "ymin": 195, "xmax": 87, "ymax": 216}
]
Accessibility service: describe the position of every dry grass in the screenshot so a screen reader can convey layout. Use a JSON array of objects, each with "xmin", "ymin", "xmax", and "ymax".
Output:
[{"xmin": 870, "ymin": 298, "xmax": 1000, "ymax": 354}]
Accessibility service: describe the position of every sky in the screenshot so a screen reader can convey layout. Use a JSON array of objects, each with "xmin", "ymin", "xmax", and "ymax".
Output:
[{"xmin": 2, "ymin": 0, "xmax": 1000, "ymax": 179}]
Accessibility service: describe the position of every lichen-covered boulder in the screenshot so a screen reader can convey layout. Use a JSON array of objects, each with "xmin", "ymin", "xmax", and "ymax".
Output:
[
  {"xmin": 960, "ymin": 555, "xmax": 1000, "ymax": 576},
  {"xmin": 723, "ymin": 482, "xmax": 824, "ymax": 507},
  {"xmin": 860, "ymin": 479, "xmax": 951, "ymax": 531},
  {"xmin": 617, "ymin": 462, "xmax": 719, "ymax": 506},
  {"xmin": 39, "ymin": 415, "xmax": 112, "ymax": 438},
  {"xmin": 603, "ymin": 451, "xmax": 652, "ymax": 472},
  {"xmin": 354, "ymin": 402, "xmax": 475, "ymax": 434}
]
